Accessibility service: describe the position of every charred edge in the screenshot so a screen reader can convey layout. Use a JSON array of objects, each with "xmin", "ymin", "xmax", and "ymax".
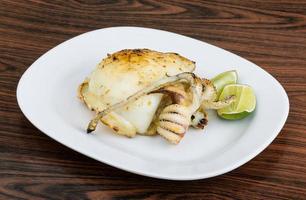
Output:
[
  {"xmin": 87, "ymin": 128, "xmax": 94, "ymax": 134},
  {"xmin": 87, "ymin": 120, "xmax": 98, "ymax": 133},
  {"xmin": 202, "ymin": 84, "xmax": 206, "ymax": 92},
  {"xmin": 158, "ymin": 126, "xmax": 185, "ymax": 136},
  {"xmin": 194, "ymin": 118, "xmax": 207, "ymax": 129},
  {"xmin": 202, "ymin": 78, "xmax": 212, "ymax": 85},
  {"xmin": 200, "ymin": 118, "xmax": 208, "ymax": 126},
  {"xmin": 132, "ymin": 49, "xmax": 142, "ymax": 53},
  {"xmin": 197, "ymin": 124, "xmax": 205, "ymax": 129},
  {"xmin": 157, "ymin": 132, "xmax": 181, "ymax": 144}
]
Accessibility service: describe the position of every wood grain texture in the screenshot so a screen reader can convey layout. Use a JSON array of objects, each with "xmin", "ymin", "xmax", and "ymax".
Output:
[{"xmin": 1, "ymin": 0, "xmax": 306, "ymax": 199}]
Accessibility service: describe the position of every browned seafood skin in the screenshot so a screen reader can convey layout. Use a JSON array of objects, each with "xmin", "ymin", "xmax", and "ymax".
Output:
[{"xmin": 79, "ymin": 49, "xmax": 196, "ymax": 138}]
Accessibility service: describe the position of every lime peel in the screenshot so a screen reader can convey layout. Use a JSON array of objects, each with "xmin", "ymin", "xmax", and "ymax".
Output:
[{"xmin": 211, "ymin": 70, "xmax": 238, "ymax": 96}]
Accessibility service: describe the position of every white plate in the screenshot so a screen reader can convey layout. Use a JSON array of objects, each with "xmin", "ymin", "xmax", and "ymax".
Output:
[{"xmin": 17, "ymin": 27, "xmax": 289, "ymax": 180}]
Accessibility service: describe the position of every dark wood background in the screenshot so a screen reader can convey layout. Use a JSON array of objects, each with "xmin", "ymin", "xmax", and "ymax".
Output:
[{"xmin": 1, "ymin": 0, "xmax": 306, "ymax": 199}]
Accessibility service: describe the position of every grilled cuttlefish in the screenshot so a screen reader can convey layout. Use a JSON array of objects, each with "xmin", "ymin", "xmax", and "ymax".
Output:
[{"xmin": 79, "ymin": 49, "xmax": 234, "ymax": 144}]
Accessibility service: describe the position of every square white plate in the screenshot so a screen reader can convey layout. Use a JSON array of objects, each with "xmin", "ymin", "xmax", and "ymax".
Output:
[{"xmin": 17, "ymin": 27, "xmax": 289, "ymax": 180}]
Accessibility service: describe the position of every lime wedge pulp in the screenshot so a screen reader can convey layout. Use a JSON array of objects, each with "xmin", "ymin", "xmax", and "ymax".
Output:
[
  {"xmin": 217, "ymin": 84, "xmax": 256, "ymax": 120},
  {"xmin": 211, "ymin": 70, "xmax": 238, "ymax": 96}
]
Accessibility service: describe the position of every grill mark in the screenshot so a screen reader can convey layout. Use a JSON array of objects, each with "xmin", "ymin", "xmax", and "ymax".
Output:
[
  {"xmin": 160, "ymin": 119, "xmax": 185, "ymax": 128},
  {"xmin": 157, "ymin": 128, "xmax": 181, "ymax": 144},
  {"xmin": 157, "ymin": 126, "xmax": 184, "ymax": 136},
  {"xmin": 159, "ymin": 123, "xmax": 185, "ymax": 136},
  {"xmin": 166, "ymin": 111, "xmax": 180, "ymax": 115}
]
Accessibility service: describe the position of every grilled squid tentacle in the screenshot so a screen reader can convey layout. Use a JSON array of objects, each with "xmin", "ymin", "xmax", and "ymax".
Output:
[
  {"xmin": 155, "ymin": 75, "xmax": 204, "ymax": 143},
  {"xmin": 201, "ymin": 78, "xmax": 217, "ymax": 102},
  {"xmin": 87, "ymin": 72, "xmax": 200, "ymax": 133},
  {"xmin": 201, "ymin": 95, "xmax": 236, "ymax": 110},
  {"xmin": 157, "ymin": 104, "xmax": 191, "ymax": 144},
  {"xmin": 200, "ymin": 78, "xmax": 235, "ymax": 109},
  {"xmin": 191, "ymin": 109, "xmax": 208, "ymax": 129},
  {"xmin": 149, "ymin": 88, "xmax": 185, "ymax": 104}
]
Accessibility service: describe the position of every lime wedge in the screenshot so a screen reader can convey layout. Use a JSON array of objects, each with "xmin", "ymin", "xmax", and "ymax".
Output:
[
  {"xmin": 217, "ymin": 84, "xmax": 256, "ymax": 120},
  {"xmin": 212, "ymin": 70, "xmax": 238, "ymax": 96}
]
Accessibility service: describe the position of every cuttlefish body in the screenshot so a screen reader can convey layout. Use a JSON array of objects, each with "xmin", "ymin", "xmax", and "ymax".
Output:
[{"xmin": 79, "ymin": 49, "xmax": 234, "ymax": 144}]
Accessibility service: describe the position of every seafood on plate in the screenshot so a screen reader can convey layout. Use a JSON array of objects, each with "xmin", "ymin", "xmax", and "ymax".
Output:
[{"xmin": 78, "ymin": 49, "xmax": 234, "ymax": 144}]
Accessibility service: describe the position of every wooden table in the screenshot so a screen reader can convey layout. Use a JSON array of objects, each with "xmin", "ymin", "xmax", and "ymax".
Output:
[{"xmin": 1, "ymin": 1, "xmax": 306, "ymax": 199}]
